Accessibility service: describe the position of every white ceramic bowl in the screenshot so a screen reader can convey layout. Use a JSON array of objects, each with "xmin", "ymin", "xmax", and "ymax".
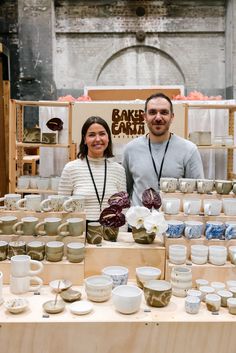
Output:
[
  {"xmin": 69, "ymin": 300, "xmax": 93, "ymax": 315},
  {"xmin": 49, "ymin": 279, "xmax": 72, "ymax": 293},
  {"xmin": 112, "ymin": 285, "xmax": 142, "ymax": 314},
  {"xmin": 5, "ymin": 298, "xmax": 29, "ymax": 314},
  {"xmin": 85, "ymin": 275, "xmax": 113, "ymax": 302},
  {"xmin": 135, "ymin": 266, "xmax": 161, "ymax": 287},
  {"xmin": 102, "ymin": 266, "xmax": 129, "ymax": 287}
]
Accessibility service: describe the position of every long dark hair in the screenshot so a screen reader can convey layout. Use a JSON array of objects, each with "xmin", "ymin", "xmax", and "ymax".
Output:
[{"xmin": 77, "ymin": 116, "xmax": 114, "ymax": 159}]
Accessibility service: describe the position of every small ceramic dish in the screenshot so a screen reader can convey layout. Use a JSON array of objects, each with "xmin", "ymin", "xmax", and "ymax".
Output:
[
  {"xmin": 5, "ymin": 298, "xmax": 29, "ymax": 314},
  {"xmin": 43, "ymin": 300, "xmax": 65, "ymax": 314},
  {"xmin": 60, "ymin": 288, "xmax": 82, "ymax": 302},
  {"xmin": 49, "ymin": 279, "xmax": 72, "ymax": 293},
  {"xmin": 69, "ymin": 300, "xmax": 93, "ymax": 315}
]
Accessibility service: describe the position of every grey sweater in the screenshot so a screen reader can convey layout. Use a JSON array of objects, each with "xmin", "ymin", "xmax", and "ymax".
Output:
[{"xmin": 122, "ymin": 134, "xmax": 204, "ymax": 206}]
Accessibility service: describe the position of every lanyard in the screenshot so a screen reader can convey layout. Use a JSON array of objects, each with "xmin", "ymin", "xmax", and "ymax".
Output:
[
  {"xmin": 148, "ymin": 133, "xmax": 172, "ymax": 186},
  {"xmin": 86, "ymin": 156, "xmax": 107, "ymax": 212}
]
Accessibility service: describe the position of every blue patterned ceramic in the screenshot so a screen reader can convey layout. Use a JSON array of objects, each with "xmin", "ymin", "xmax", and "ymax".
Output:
[
  {"xmin": 225, "ymin": 222, "xmax": 236, "ymax": 240},
  {"xmin": 184, "ymin": 221, "xmax": 203, "ymax": 239},
  {"xmin": 205, "ymin": 221, "xmax": 225, "ymax": 240},
  {"xmin": 166, "ymin": 221, "xmax": 185, "ymax": 238},
  {"xmin": 102, "ymin": 266, "xmax": 129, "ymax": 288}
]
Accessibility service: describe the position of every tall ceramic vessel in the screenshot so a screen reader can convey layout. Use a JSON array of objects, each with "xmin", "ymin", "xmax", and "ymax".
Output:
[{"xmin": 170, "ymin": 266, "xmax": 192, "ymax": 297}]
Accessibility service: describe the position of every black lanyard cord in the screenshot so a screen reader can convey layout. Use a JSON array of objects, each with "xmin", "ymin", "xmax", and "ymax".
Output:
[
  {"xmin": 85, "ymin": 156, "xmax": 107, "ymax": 212},
  {"xmin": 148, "ymin": 133, "xmax": 172, "ymax": 185}
]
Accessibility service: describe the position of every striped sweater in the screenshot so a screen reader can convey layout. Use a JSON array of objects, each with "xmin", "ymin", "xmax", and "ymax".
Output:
[{"xmin": 58, "ymin": 157, "xmax": 127, "ymax": 221}]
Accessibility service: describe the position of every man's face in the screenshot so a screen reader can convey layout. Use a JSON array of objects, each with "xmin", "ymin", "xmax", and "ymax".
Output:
[{"xmin": 144, "ymin": 97, "xmax": 174, "ymax": 137}]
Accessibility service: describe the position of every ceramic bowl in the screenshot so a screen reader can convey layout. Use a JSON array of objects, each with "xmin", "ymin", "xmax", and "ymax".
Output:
[
  {"xmin": 43, "ymin": 300, "xmax": 65, "ymax": 314},
  {"xmin": 143, "ymin": 280, "xmax": 172, "ymax": 307},
  {"xmin": 135, "ymin": 266, "xmax": 161, "ymax": 288},
  {"xmin": 49, "ymin": 279, "xmax": 72, "ymax": 293},
  {"xmin": 112, "ymin": 285, "xmax": 142, "ymax": 314},
  {"xmin": 85, "ymin": 275, "xmax": 113, "ymax": 302},
  {"xmin": 4, "ymin": 298, "xmax": 29, "ymax": 314},
  {"xmin": 101, "ymin": 266, "xmax": 129, "ymax": 287},
  {"xmin": 60, "ymin": 288, "xmax": 82, "ymax": 302}
]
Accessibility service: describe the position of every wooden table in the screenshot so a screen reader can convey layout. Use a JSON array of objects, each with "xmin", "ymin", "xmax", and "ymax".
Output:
[{"xmin": 0, "ymin": 285, "xmax": 236, "ymax": 353}]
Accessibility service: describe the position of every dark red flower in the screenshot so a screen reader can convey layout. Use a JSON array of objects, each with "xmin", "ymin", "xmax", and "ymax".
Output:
[
  {"xmin": 108, "ymin": 191, "xmax": 130, "ymax": 209},
  {"xmin": 99, "ymin": 205, "xmax": 125, "ymax": 227},
  {"xmin": 142, "ymin": 188, "xmax": 162, "ymax": 210}
]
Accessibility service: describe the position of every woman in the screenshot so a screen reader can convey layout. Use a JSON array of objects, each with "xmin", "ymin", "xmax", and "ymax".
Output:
[{"xmin": 58, "ymin": 116, "xmax": 126, "ymax": 221}]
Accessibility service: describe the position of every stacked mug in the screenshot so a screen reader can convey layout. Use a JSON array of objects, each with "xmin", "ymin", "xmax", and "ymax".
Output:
[{"xmin": 10, "ymin": 254, "xmax": 43, "ymax": 294}]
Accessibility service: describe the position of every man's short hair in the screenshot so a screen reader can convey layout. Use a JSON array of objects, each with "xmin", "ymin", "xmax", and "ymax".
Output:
[{"xmin": 144, "ymin": 93, "xmax": 173, "ymax": 114}]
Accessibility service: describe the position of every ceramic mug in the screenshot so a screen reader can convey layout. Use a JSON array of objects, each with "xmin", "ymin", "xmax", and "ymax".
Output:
[
  {"xmin": 0, "ymin": 194, "xmax": 21, "ymax": 210},
  {"xmin": 57, "ymin": 218, "xmax": 84, "ymax": 237},
  {"xmin": 183, "ymin": 198, "xmax": 201, "ymax": 215},
  {"xmin": 0, "ymin": 216, "xmax": 18, "ymax": 235},
  {"xmin": 205, "ymin": 221, "xmax": 225, "ymax": 240},
  {"xmin": 17, "ymin": 176, "xmax": 31, "ymax": 189},
  {"xmin": 184, "ymin": 221, "xmax": 203, "ymax": 239},
  {"xmin": 215, "ymin": 180, "xmax": 232, "ymax": 195},
  {"xmin": 223, "ymin": 198, "xmax": 236, "ymax": 216},
  {"xmin": 35, "ymin": 217, "xmax": 62, "ymax": 236},
  {"xmin": 8, "ymin": 241, "xmax": 26, "ymax": 258},
  {"xmin": 13, "ymin": 217, "xmax": 39, "ymax": 236},
  {"xmin": 225, "ymin": 222, "xmax": 236, "ymax": 240},
  {"xmin": 162, "ymin": 198, "xmax": 180, "ymax": 215},
  {"xmin": 160, "ymin": 177, "xmax": 178, "ymax": 193},
  {"xmin": 10, "ymin": 275, "xmax": 43, "ymax": 294},
  {"xmin": 178, "ymin": 178, "xmax": 196, "ymax": 193},
  {"xmin": 50, "ymin": 176, "xmax": 61, "ymax": 191},
  {"xmin": 196, "ymin": 179, "xmax": 214, "ymax": 194},
  {"xmin": 11, "ymin": 254, "xmax": 43, "ymax": 277},
  {"xmin": 63, "ymin": 195, "xmax": 85, "ymax": 212},
  {"xmin": 166, "ymin": 220, "xmax": 185, "ymax": 238},
  {"xmin": 203, "ymin": 199, "xmax": 222, "ymax": 216},
  {"xmin": 16, "ymin": 194, "xmax": 42, "ymax": 212},
  {"xmin": 40, "ymin": 195, "xmax": 66, "ymax": 212}
]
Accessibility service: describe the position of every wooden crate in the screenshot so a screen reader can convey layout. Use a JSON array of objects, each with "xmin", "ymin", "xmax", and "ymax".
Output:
[{"xmin": 84, "ymin": 232, "xmax": 166, "ymax": 280}]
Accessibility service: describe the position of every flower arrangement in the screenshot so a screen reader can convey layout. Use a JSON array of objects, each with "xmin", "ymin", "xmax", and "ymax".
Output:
[
  {"xmin": 99, "ymin": 188, "xmax": 167, "ymax": 244},
  {"xmin": 126, "ymin": 188, "xmax": 167, "ymax": 242}
]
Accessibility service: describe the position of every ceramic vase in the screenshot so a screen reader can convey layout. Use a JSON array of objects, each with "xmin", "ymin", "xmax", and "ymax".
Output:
[{"xmin": 132, "ymin": 227, "xmax": 156, "ymax": 244}]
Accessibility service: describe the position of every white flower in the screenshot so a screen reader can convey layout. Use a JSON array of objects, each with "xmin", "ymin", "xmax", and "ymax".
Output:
[
  {"xmin": 126, "ymin": 206, "xmax": 150, "ymax": 229},
  {"xmin": 144, "ymin": 210, "xmax": 168, "ymax": 235}
]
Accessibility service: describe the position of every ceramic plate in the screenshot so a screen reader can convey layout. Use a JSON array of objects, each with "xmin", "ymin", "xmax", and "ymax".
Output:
[
  {"xmin": 5, "ymin": 298, "xmax": 29, "ymax": 314},
  {"xmin": 69, "ymin": 300, "xmax": 93, "ymax": 315},
  {"xmin": 49, "ymin": 279, "xmax": 72, "ymax": 292},
  {"xmin": 43, "ymin": 300, "xmax": 65, "ymax": 314}
]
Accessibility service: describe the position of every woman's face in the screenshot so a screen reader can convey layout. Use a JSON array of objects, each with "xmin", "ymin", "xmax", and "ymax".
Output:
[{"xmin": 84, "ymin": 123, "xmax": 109, "ymax": 158}]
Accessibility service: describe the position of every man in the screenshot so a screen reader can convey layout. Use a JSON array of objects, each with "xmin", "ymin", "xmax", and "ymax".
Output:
[{"xmin": 122, "ymin": 93, "xmax": 204, "ymax": 206}]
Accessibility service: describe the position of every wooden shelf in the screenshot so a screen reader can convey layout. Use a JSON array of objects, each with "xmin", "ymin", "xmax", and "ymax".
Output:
[
  {"xmin": 165, "ymin": 260, "xmax": 236, "ymax": 284},
  {"xmin": 16, "ymin": 142, "xmax": 70, "ymax": 148},
  {"xmin": 197, "ymin": 145, "xmax": 236, "ymax": 149},
  {"xmin": 16, "ymin": 188, "xmax": 57, "ymax": 194}
]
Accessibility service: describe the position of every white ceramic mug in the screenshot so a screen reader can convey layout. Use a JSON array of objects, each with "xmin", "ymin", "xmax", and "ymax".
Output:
[
  {"xmin": 16, "ymin": 194, "xmax": 42, "ymax": 212},
  {"xmin": 10, "ymin": 275, "xmax": 43, "ymax": 294},
  {"xmin": 11, "ymin": 254, "xmax": 43, "ymax": 277},
  {"xmin": 17, "ymin": 176, "xmax": 31, "ymax": 189},
  {"xmin": 203, "ymin": 199, "xmax": 222, "ymax": 216},
  {"xmin": 162, "ymin": 198, "xmax": 180, "ymax": 215},
  {"xmin": 40, "ymin": 195, "xmax": 66, "ymax": 212},
  {"xmin": 183, "ymin": 198, "xmax": 201, "ymax": 215},
  {"xmin": 223, "ymin": 198, "xmax": 236, "ymax": 216}
]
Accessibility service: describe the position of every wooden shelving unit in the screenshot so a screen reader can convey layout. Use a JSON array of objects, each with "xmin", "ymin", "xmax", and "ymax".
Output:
[
  {"xmin": 9, "ymin": 100, "xmax": 75, "ymax": 194},
  {"xmin": 184, "ymin": 103, "xmax": 236, "ymax": 180}
]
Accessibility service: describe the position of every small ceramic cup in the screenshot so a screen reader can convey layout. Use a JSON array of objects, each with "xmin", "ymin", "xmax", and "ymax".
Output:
[
  {"xmin": 217, "ymin": 290, "xmax": 233, "ymax": 307},
  {"xmin": 162, "ymin": 198, "xmax": 180, "ymax": 215},
  {"xmin": 199, "ymin": 286, "xmax": 215, "ymax": 302},
  {"xmin": 85, "ymin": 275, "xmax": 113, "ymax": 302},
  {"xmin": 195, "ymin": 278, "xmax": 209, "ymax": 289},
  {"xmin": 86, "ymin": 222, "xmax": 103, "ymax": 245},
  {"xmin": 26, "ymin": 241, "xmax": 45, "ymax": 261},
  {"xmin": 66, "ymin": 242, "xmax": 85, "ymax": 263},
  {"xmin": 209, "ymin": 245, "xmax": 227, "ymax": 266},
  {"xmin": 8, "ymin": 241, "xmax": 26, "ymax": 258},
  {"xmin": 186, "ymin": 289, "xmax": 202, "ymax": 301},
  {"xmin": 160, "ymin": 177, "xmax": 178, "ymax": 193},
  {"xmin": 205, "ymin": 293, "xmax": 221, "ymax": 312},
  {"xmin": 102, "ymin": 266, "xmax": 129, "ymax": 288},
  {"xmin": 191, "ymin": 245, "xmax": 208, "ymax": 265},
  {"xmin": 185, "ymin": 295, "xmax": 201, "ymax": 314},
  {"xmin": 184, "ymin": 221, "xmax": 204, "ymax": 239},
  {"xmin": 0, "ymin": 241, "xmax": 8, "ymax": 261},
  {"xmin": 169, "ymin": 244, "xmax": 187, "ymax": 265},
  {"xmin": 205, "ymin": 221, "xmax": 225, "ymax": 240},
  {"xmin": 143, "ymin": 280, "xmax": 172, "ymax": 307},
  {"xmin": 45, "ymin": 241, "xmax": 64, "ymax": 262},
  {"xmin": 210, "ymin": 282, "xmax": 226, "ymax": 293},
  {"xmin": 135, "ymin": 266, "xmax": 161, "ymax": 289},
  {"xmin": 227, "ymin": 298, "xmax": 236, "ymax": 315}
]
